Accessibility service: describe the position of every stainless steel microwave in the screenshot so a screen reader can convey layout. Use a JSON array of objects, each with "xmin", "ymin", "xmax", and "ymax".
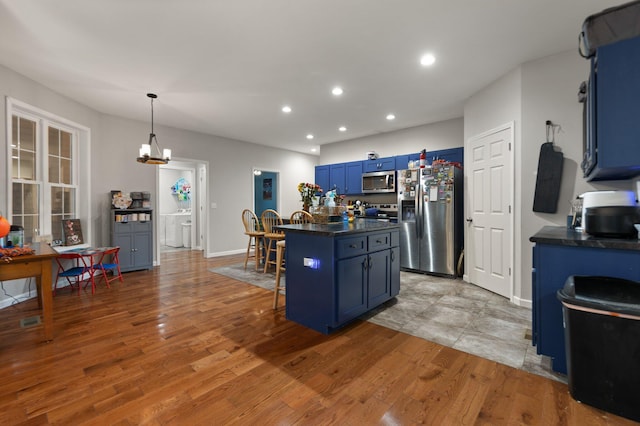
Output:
[{"xmin": 362, "ymin": 170, "xmax": 396, "ymax": 193}]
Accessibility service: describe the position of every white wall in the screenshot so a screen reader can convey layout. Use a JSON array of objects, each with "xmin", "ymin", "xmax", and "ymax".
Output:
[
  {"xmin": 159, "ymin": 168, "xmax": 193, "ymax": 214},
  {"xmin": 0, "ymin": 64, "xmax": 318, "ymax": 306},
  {"xmin": 464, "ymin": 67, "xmax": 523, "ymax": 300},
  {"xmin": 319, "ymin": 118, "xmax": 464, "ymax": 164},
  {"xmin": 464, "ymin": 49, "xmax": 640, "ymax": 304}
]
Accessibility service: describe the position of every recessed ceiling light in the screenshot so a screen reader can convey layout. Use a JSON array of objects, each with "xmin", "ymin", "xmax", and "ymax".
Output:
[
  {"xmin": 282, "ymin": 105, "xmax": 292, "ymax": 113},
  {"xmin": 306, "ymin": 134, "xmax": 314, "ymax": 140},
  {"xmin": 311, "ymin": 147, "xmax": 317, "ymax": 152},
  {"xmin": 338, "ymin": 126, "xmax": 347, "ymax": 132},
  {"xmin": 332, "ymin": 86, "xmax": 343, "ymax": 96},
  {"xmin": 386, "ymin": 114, "xmax": 396, "ymax": 121},
  {"xmin": 420, "ymin": 53, "xmax": 436, "ymax": 67}
]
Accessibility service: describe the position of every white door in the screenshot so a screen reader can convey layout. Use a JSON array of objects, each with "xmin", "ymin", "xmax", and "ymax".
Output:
[{"xmin": 466, "ymin": 124, "xmax": 513, "ymax": 299}]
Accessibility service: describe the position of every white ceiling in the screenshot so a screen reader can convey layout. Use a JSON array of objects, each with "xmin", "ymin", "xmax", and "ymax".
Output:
[{"xmin": 0, "ymin": 1, "xmax": 626, "ymax": 155}]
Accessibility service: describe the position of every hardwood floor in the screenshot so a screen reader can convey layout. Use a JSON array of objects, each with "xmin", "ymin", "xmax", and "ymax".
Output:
[{"xmin": 0, "ymin": 250, "xmax": 633, "ymax": 425}]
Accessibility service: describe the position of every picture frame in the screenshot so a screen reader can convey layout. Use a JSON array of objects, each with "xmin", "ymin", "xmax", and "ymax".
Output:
[{"xmin": 62, "ymin": 219, "xmax": 84, "ymax": 246}]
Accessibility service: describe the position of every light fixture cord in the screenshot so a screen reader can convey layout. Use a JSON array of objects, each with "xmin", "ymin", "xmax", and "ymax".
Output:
[{"xmin": 148, "ymin": 96, "xmax": 161, "ymax": 155}]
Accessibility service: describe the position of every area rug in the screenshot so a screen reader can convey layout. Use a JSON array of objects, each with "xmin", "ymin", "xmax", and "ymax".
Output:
[{"xmin": 209, "ymin": 263, "xmax": 565, "ymax": 382}]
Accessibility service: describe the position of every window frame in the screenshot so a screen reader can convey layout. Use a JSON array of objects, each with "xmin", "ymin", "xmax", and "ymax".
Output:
[{"xmin": 6, "ymin": 97, "xmax": 92, "ymax": 246}]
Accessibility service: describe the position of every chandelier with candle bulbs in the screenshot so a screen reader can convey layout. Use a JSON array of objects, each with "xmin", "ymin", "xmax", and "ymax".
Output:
[{"xmin": 137, "ymin": 93, "xmax": 171, "ymax": 164}]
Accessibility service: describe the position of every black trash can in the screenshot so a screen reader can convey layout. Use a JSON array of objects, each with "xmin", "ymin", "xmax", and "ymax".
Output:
[{"xmin": 557, "ymin": 275, "xmax": 640, "ymax": 422}]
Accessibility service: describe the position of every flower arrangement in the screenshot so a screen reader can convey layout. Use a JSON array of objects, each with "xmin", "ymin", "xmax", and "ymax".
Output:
[{"xmin": 298, "ymin": 182, "xmax": 322, "ymax": 209}]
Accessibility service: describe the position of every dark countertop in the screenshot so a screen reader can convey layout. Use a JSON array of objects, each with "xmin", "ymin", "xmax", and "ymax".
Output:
[
  {"xmin": 530, "ymin": 226, "xmax": 640, "ymax": 251},
  {"xmin": 276, "ymin": 220, "xmax": 399, "ymax": 237}
]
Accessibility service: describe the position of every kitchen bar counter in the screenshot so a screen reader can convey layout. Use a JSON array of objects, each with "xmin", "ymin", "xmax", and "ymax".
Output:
[
  {"xmin": 530, "ymin": 225, "xmax": 640, "ymax": 374},
  {"xmin": 530, "ymin": 225, "xmax": 640, "ymax": 250},
  {"xmin": 278, "ymin": 221, "xmax": 400, "ymax": 334},
  {"xmin": 276, "ymin": 219, "xmax": 399, "ymax": 236}
]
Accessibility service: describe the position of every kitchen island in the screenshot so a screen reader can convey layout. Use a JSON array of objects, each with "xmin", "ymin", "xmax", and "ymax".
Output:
[{"xmin": 276, "ymin": 220, "xmax": 400, "ymax": 334}]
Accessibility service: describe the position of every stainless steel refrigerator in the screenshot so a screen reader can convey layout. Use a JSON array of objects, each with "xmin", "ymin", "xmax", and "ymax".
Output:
[{"xmin": 397, "ymin": 164, "xmax": 463, "ymax": 276}]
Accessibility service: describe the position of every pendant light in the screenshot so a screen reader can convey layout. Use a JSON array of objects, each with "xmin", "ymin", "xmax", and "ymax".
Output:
[{"xmin": 137, "ymin": 93, "xmax": 171, "ymax": 164}]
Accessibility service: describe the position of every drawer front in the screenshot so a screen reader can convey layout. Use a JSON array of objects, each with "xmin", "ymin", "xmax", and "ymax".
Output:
[
  {"xmin": 368, "ymin": 232, "xmax": 391, "ymax": 251},
  {"xmin": 336, "ymin": 236, "xmax": 367, "ymax": 259},
  {"xmin": 114, "ymin": 221, "xmax": 152, "ymax": 234}
]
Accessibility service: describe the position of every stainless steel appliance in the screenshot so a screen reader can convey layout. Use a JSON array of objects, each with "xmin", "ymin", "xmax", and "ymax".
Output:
[
  {"xmin": 362, "ymin": 170, "xmax": 396, "ymax": 194},
  {"xmin": 397, "ymin": 165, "xmax": 463, "ymax": 276},
  {"xmin": 361, "ymin": 204, "xmax": 398, "ymax": 221}
]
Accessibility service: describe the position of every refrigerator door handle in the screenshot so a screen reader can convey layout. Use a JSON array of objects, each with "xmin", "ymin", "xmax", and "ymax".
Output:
[{"xmin": 416, "ymin": 180, "xmax": 422, "ymax": 239}]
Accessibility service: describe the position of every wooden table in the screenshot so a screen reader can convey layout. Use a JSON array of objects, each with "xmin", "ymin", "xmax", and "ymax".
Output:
[{"xmin": 0, "ymin": 243, "xmax": 59, "ymax": 341}]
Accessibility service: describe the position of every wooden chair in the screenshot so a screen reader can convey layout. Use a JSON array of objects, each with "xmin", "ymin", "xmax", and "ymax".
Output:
[
  {"xmin": 273, "ymin": 210, "xmax": 313, "ymax": 309},
  {"xmin": 242, "ymin": 209, "xmax": 265, "ymax": 271},
  {"xmin": 92, "ymin": 246, "xmax": 123, "ymax": 287},
  {"xmin": 261, "ymin": 209, "xmax": 284, "ymax": 273}
]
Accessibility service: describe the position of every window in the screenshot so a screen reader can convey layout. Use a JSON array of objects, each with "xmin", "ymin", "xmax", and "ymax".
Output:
[{"xmin": 7, "ymin": 98, "xmax": 90, "ymax": 245}]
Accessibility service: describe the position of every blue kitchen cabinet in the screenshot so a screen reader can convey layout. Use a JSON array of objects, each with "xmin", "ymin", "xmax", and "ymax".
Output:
[
  {"xmin": 345, "ymin": 160, "xmax": 362, "ymax": 194},
  {"xmin": 427, "ymin": 147, "xmax": 463, "ymax": 165},
  {"xmin": 396, "ymin": 148, "xmax": 462, "ymax": 171},
  {"xmin": 329, "ymin": 163, "xmax": 346, "ymax": 194},
  {"xmin": 395, "ymin": 153, "xmax": 420, "ymax": 170},
  {"xmin": 282, "ymin": 223, "xmax": 400, "ymax": 334},
  {"xmin": 317, "ymin": 162, "xmax": 360, "ymax": 195},
  {"xmin": 315, "ymin": 165, "xmax": 329, "ymax": 194},
  {"xmin": 363, "ymin": 156, "xmax": 395, "ymax": 172},
  {"xmin": 585, "ymin": 35, "xmax": 640, "ymax": 180},
  {"xmin": 530, "ymin": 227, "xmax": 640, "ymax": 374}
]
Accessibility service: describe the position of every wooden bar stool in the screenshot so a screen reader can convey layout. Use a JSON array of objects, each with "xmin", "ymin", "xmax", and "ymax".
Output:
[
  {"xmin": 273, "ymin": 210, "xmax": 313, "ymax": 309},
  {"xmin": 242, "ymin": 209, "xmax": 265, "ymax": 271},
  {"xmin": 261, "ymin": 209, "xmax": 284, "ymax": 273}
]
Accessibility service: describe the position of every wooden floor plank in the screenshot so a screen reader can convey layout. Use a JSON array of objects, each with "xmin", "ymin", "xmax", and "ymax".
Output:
[{"xmin": 0, "ymin": 250, "xmax": 636, "ymax": 425}]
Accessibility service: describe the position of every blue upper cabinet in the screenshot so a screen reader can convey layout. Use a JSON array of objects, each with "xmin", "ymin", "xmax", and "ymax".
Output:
[
  {"xmin": 363, "ymin": 156, "xmax": 395, "ymax": 172},
  {"xmin": 587, "ymin": 35, "xmax": 640, "ymax": 181},
  {"xmin": 317, "ymin": 162, "xmax": 362, "ymax": 195},
  {"xmin": 428, "ymin": 147, "xmax": 463, "ymax": 165},
  {"xmin": 345, "ymin": 161, "xmax": 363, "ymax": 194},
  {"xmin": 396, "ymin": 148, "xmax": 463, "ymax": 170},
  {"xmin": 329, "ymin": 163, "xmax": 346, "ymax": 194},
  {"xmin": 315, "ymin": 165, "xmax": 330, "ymax": 194},
  {"xmin": 395, "ymin": 153, "xmax": 420, "ymax": 170}
]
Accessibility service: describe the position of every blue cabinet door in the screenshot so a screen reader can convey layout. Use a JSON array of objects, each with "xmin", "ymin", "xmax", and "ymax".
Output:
[
  {"xmin": 590, "ymin": 35, "xmax": 640, "ymax": 180},
  {"xmin": 345, "ymin": 161, "xmax": 362, "ymax": 194},
  {"xmin": 337, "ymin": 255, "xmax": 368, "ymax": 323},
  {"xmin": 363, "ymin": 157, "xmax": 395, "ymax": 172},
  {"xmin": 395, "ymin": 153, "xmax": 420, "ymax": 170},
  {"xmin": 329, "ymin": 163, "xmax": 346, "ymax": 194},
  {"xmin": 427, "ymin": 147, "xmax": 463, "ymax": 165},
  {"xmin": 368, "ymin": 250, "xmax": 391, "ymax": 307},
  {"xmin": 315, "ymin": 165, "xmax": 330, "ymax": 194}
]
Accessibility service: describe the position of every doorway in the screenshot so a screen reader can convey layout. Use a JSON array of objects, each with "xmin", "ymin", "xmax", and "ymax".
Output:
[
  {"xmin": 253, "ymin": 169, "xmax": 278, "ymax": 216},
  {"xmin": 465, "ymin": 123, "xmax": 514, "ymax": 300},
  {"xmin": 157, "ymin": 159, "xmax": 208, "ymax": 263}
]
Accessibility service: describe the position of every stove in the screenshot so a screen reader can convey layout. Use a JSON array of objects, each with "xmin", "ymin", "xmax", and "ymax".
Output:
[{"xmin": 367, "ymin": 203, "xmax": 398, "ymax": 220}]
